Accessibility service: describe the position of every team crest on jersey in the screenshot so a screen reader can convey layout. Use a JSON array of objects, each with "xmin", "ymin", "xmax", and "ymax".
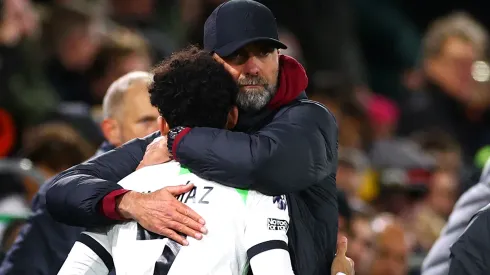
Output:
[
  {"xmin": 267, "ymin": 218, "xmax": 289, "ymax": 231},
  {"xmin": 273, "ymin": 195, "xmax": 287, "ymax": 211}
]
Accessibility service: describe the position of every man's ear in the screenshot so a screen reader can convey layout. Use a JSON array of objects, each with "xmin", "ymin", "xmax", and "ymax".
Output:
[
  {"xmin": 101, "ymin": 118, "xmax": 122, "ymax": 147},
  {"xmin": 158, "ymin": 116, "xmax": 170, "ymax": 136},
  {"xmin": 226, "ymin": 106, "xmax": 239, "ymax": 129}
]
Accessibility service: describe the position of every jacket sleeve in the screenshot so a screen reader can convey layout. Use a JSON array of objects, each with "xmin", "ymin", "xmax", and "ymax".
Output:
[
  {"xmin": 45, "ymin": 132, "xmax": 159, "ymax": 227},
  {"xmin": 0, "ymin": 182, "xmax": 83, "ymax": 275},
  {"xmin": 448, "ymin": 208, "xmax": 490, "ymax": 275},
  {"xmin": 174, "ymin": 102, "xmax": 337, "ymax": 195}
]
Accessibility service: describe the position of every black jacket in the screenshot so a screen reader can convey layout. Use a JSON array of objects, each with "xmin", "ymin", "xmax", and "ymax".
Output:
[
  {"xmin": 46, "ymin": 55, "xmax": 339, "ymax": 275},
  {"xmin": 449, "ymin": 203, "xmax": 490, "ymax": 275}
]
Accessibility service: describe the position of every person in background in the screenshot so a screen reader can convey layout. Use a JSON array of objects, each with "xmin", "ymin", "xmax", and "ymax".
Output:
[
  {"xmin": 398, "ymin": 12, "xmax": 490, "ymax": 160},
  {"xmin": 87, "ymin": 28, "xmax": 152, "ymax": 107},
  {"xmin": 0, "ymin": 71, "xmax": 159, "ymax": 275},
  {"xmin": 412, "ymin": 169, "xmax": 458, "ymax": 253},
  {"xmin": 43, "ymin": 4, "xmax": 102, "ymax": 104},
  {"xmin": 348, "ymin": 212, "xmax": 374, "ymax": 275},
  {"xmin": 20, "ymin": 122, "xmax": 96, "ymax": 201},
  {"xmin": 369, "ymin": 214, "xmax": 409, "ymax": 275}
]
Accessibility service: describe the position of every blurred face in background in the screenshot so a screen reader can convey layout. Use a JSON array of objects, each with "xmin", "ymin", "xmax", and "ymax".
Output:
[
  {"xmin": 219, "ymin": 42, "xmax": 279, "ymax": 111},
  {"xmin": 104, "ymin": 80, "xmax": 159, "ymax": 147},
  {"xmin": 57, "ymin": 22, "xmax": 101, "ymax": 72},
  {"xmin": 348, "ymin": 216, "xmax": 374, "ymax": 275},
  {"xmin": 427, "ymin": 170, "xmax": 458, "ymax": 218},
  {"xmin": 425, "ymin": 36, "xmax": 476, "ymax": 98},
  {"xmin": 370, "ymin": 224, "xmax": 408, "ymax": 275},
  {"xmin": 92, "ymin": 53, "xmax": 151, "ymax": 102}
]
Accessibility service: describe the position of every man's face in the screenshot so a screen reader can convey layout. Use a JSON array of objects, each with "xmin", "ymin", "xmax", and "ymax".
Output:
[
  {"xmin": 116, "ymin": 81, "xmax": 159, "ymax": 145},
  {"xmin": 426, "ymin": 36, "xmax": 476, "ymax": 94},
  {"xmin": 428, "ymin": 171, "xmax": 457, "ymax": 217},
  {"xmin": 370, "ymin": 225, "xmax": 408, "ymax": 275},
  {"xmin": 220, "ymin": 42, "xmax": 279, "ymax": 111}
]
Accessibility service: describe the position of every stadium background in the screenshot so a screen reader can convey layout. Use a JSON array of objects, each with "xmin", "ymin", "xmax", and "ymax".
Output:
[{"xmin": 1, "ymin": 0, "xmax": 490, "ymax": 274}]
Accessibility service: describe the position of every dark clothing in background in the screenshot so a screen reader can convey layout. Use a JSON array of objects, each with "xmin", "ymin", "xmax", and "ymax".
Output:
[
  {"xmin": 0, "ymin": 143, "xmax": 114, "ymax": 275},
  {"xmin": 46, "ymin": 56, "xmax": 339, "ymax": 275},
  {"xmin": 46, "ymin": 59, "xmax": 92, "ymax": 105},
  {"xmin": 448, "ymin": 203, "xmax": 490, "ymax": 275},
  {"xmin": 398, "ymin": 82, "xmax": 490, "ymax": 161}
]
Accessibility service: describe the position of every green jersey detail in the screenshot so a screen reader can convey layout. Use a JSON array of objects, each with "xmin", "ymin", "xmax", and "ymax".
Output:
[
  {"xmin": 235, "ymin": 189, "xmax": 249, "ymax": 204},
  {"xmin": 0, "ymin": 213, "xmax": 30, "ymax": 223},
  {"xmin": 179, "ymin": 167, "xmax": 191, "ymax": 175}
]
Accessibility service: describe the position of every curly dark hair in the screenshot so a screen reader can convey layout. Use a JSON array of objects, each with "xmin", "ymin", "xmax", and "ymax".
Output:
[{"xmin": 149, "ymin": 46, "xmax": 238, "ymax": 129}]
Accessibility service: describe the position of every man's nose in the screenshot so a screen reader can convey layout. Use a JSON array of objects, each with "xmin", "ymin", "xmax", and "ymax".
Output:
[{"xmin": 242, "ymin": 56, "xmax": 260, "ymax": 75}]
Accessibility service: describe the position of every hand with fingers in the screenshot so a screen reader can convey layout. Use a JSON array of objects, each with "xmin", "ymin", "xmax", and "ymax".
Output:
[
  {"xmin": 137, "ymin": 136, "xmax": 171, "ymax": 170},
  {"xmin": 116, "ymin": 184, "xmax": 207, "ymax": 246},
  {"xmin": 331, "ymin": 236, "xmax": 355, "ymax": 275}
]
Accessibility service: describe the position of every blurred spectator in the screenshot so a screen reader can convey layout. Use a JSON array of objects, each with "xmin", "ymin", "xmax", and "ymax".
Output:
[
  {"xmin": 412, "ymin": 170, "xmax": 458, "ymax": 252},
  {"xmin": 43, "ymin": 4, "xmax": 102, "ymax": 104},
  {"xmin": 0, "ymin": 0, "xmax": 59, "ymax": 154},
  {"xmin": 21, "ymin": 122, "xmax": 95, "ymax": 201},
  {"xmin": 369, "ymin": 214, "xmax": 409, "ymax": 275},
  {"xmin": 348, "ymin": 213, "xmax": 374, "ymax": 275},
  {"xmin": 108, "ymin": 0, "xmax": 177, "ymax": 62},
  {"xmin": 415, "ymin": 130, "xmax": 462, "ymax": 172},
  {"xmin": 337, "ymin": 147, "xmax": 372, "ymax": 212},
  {"xmin": 87, "ymin": 28, "xmax": 151, "ymax": 106},
  {"xmin": 22, "ymin": 123, "xmax": 95, "ymax": 173},
  {"xmin": 399, "ymin": 12, "xmax": 490, "ymax": 159},
  {"xmin": 353, "ymin": 0, "xmax": 421, "ymax": 102}
]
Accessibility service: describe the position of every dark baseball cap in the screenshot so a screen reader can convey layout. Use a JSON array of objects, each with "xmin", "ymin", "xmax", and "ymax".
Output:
[{"xmin": 203, "ymin": 0, "xmax": 287, "ymax": 57}]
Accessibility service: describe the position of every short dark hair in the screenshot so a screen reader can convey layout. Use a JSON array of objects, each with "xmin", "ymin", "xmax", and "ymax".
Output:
[
  {"xmin": 22, "ymin": 122, "xmax": 95, "ymax": 172},
  {"xmin": 88, "ymin": 28, "xmax": 150, "ymax": 81},
  {"xmin": 149, "ymin": 46, "xmax": 238, "ymax": 129}
]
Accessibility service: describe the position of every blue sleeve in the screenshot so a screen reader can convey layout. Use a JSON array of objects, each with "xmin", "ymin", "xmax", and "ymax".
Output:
[
  {"xmin": 0, "ymin": 182, "xmax": 83, "ymax": 275},
  {"xmin": 449, "ymin": 208, "xmax": 490, "ymax": 275},
  {"xmin": 175, "ymin": 102, "xmax": 338, "ymax": 195},
  {"xmin": 45, "ymin": 132, "xmax": 160, "ymax": 227}
]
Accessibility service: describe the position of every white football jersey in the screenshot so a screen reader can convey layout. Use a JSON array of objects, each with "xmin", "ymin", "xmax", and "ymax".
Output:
[{"xmin": 58, "ymin": 161, "xmax": 294, "ymax": 275}]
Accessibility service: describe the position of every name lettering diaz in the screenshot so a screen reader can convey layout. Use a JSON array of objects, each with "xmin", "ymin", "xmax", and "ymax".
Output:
[
  {"xmin": 177, "ymin": 181, "xmax": 214, "ymax": 204},
  {"xmin": 144, "ymin": 182, "xmax": 213, "ymax": 204}
]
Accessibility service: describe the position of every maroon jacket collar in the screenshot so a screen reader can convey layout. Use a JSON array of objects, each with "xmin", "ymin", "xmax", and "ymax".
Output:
[{"xmin": 267, "ymin": 55, "xmax": 308, "ymax": 109}]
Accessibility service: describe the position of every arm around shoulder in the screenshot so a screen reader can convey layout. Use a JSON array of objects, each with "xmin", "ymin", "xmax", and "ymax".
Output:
[
  {"xmin": 174, "ymin": 102, "xmax": 338, "ymax": 195},
  {"xmin": 46, "ymin": 132, "xmax": 159, "ymax": 227}
]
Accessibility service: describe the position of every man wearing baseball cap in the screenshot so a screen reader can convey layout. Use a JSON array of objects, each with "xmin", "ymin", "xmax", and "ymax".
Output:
[{"xmin": 46, "ymin": 1, "xmax": 339, "ymax": 274}]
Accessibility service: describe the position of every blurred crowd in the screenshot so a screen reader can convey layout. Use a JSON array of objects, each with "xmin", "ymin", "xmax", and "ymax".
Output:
[{"xmin": 0, "ymin": 0, "xmax": 490, "ymax": 275}]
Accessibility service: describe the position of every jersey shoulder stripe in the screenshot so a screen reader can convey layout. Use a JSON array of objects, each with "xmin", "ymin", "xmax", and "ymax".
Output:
[{"xmin": 78, "ymin": 233, "xmax": 114, "ymax": 271}]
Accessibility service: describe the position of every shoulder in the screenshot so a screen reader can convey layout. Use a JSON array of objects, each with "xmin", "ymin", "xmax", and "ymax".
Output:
[
  {"xmin": 279, "ymin": 99, "xmax": 335, "ymax": 121},
  {"xmin": 118, "ymin": 162, "xmax": 180, "ymax": 191},
  {"xmin": 452, "ymin": 204, "xmax": 490, "ymax": 255}
]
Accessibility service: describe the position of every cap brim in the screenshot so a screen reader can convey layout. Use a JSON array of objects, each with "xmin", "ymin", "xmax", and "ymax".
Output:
[{"xmin": 215, "ymin": 37, "xmax": 287, "ymax": 57}]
